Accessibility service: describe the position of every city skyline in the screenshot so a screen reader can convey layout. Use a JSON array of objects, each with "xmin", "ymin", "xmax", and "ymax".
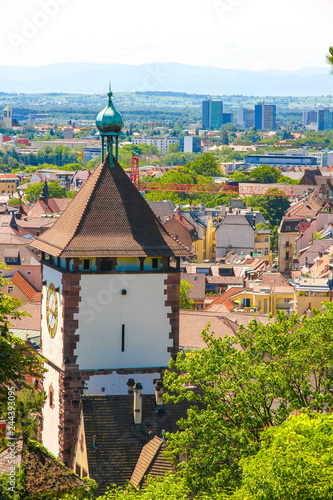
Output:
[{"xmin": 0, "ymin": 0, "xmax": 332, "ymax": 72}]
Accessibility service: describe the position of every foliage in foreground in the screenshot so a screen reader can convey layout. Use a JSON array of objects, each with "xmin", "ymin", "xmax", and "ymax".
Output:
[
  {"xmin": 4, "ymin": 301, "xmax": 333, "ymax": 499},
  {"xmin": 163, "ymin": 303, "xmax": 333, "ymax": 497},
  {"xmin": 179, "ymin": 280, "xmax": 194, "ymax": 309},
  {"xmin": 233, "ymin": 413, "xmax": 333, "ymax": 500}
]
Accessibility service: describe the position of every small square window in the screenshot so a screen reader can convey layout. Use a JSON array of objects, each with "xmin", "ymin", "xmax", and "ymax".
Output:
[{"xmin": 7, "ymin": 286, "xmax": 13, "ymax": 294}]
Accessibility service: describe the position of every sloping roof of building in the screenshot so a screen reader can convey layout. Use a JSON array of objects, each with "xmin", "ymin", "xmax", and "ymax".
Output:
[
  {"xmin": 252, "ymin": 272, "xmax": 293, "ymax": 294},
  {"xmin": 130, "ymin": 436, "xmax": 163, "ymax": 487},
  {"xmin": 17, "ymin": 217, "xmax": 56, "ymax": 230},
  {"xmin": 26, "ymin": 198, "xmax": 72, "ymax": 218},
  {"xmin": 31, "ymin": 155, "xmax": 190, "ymax": 258},
  {"xmin": 8, "ymin": 271, "xmax": 42, "ymax": 301},
  {"xmin": 286, "ymin": 192, "xmax": 322, "ymax": 219},
  {"xmin": 0, "ymin": 439, "xmax": 86, "ymax": 497},
  {"xmin": 204, "ymin": 287, "xmax": 246, "ymax": 312},
  {"xmin": 206, "ymin": 276, "xmax": 243, "ymax": 286},
  {"xmin": 130, "ymin": 436, "xmax": 174, "ymax": 488},
  {"xmin": 280, "ymin": 215, "xmax": 305, "ymax": 232},
  {"xmin": 179, "ymin": 309, "xmax": 270, "ymax": 349},
  {"xmin": 82, "ymin": 394, "xmax": 189, "ymax": 495},
  {"xmin": 139, "ymin": 442, "xmax": 174, "ymax": 488},
  {"xmin": 0, "ymin": 233, "xmax": 33, "ymax": 245},
  {"xmin": 181, "ymin": 273, "xmax": 206, "ymax": 301},
  {"xmin": 10, "ymin": 301, "xmax": 41, "ymax": 331},
  {"xmin": 147, "ymin": 200, "xmax": 176, "ymax": 221},
  {"xmin": 0, "ymin": 244, "xmax": 40, "ymax": 266}
]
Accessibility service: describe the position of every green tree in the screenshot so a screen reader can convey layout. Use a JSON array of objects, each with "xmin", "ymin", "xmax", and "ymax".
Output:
[
  {"xmin": 7, "ymin": 198, "xmax": 21, "ymax": 206},
  {"xmin": 249, "ymin": 165, "xmax": 280, "ymax": 183},
  {"xmin": 48, "ymin": 180, "xmax": 66, "ymax": 198},
  {"xmin": 247, "ymin": 188, "xmax": 290, "ymax": 227},
  {"xmin": 326, "ymin": 46, "xmax": 333, "ymax": 73},
  {"xmin": 0, "ymin": 263, "xmax": 45, "ymax": 426},
  {"xmin": 94, "ymin": 473, "xmax": 190, "ymax": 500},
  {"xmin": 60, "ymin": 163, "xmax": 83, "ymax": 171},
  {"xmin": 179, "ymin": 280, "xmax": 194, "ymax": 310},
  {"xmin": 25, "ymin": 181, "xmax": 66, "ymax": 202},
  {"xmin": 168, "ymin": 143, "xmax": 180, "ymax": 154},
  {"xmin": 233, "ymin": 413, "xmax": 333, "ymax": 500},
  {"xmin": 181, "ymin": 153, "xmax": 221, "ymax": 177},
  {"xmin": 163, "ymin": 303, "xmax": 333, "ymax": 498},
  {"xmin": 24, "ymin": 183, "xmax": 43, "ymax": 203}
]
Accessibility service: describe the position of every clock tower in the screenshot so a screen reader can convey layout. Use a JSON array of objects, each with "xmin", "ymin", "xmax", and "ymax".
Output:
[{"xmin": 31, "ymin": 88, "xmax": 190, "ymax": 467}]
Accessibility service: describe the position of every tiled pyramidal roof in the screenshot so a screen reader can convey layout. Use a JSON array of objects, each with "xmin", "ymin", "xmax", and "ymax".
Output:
[{"xmin": 31, "ymin": 154, "xmax": 190, "ymax": 258}]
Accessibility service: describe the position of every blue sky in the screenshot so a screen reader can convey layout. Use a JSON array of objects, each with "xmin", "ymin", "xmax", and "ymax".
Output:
[{"xmin": 0, "ymin": 0, "xmax": 332, "ymax": 70}]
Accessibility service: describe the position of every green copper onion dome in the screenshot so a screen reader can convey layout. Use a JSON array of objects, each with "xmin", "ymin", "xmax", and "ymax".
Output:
[{"xmin": 96, "ymin": 85, "xmax": 123, "ymax": 135}]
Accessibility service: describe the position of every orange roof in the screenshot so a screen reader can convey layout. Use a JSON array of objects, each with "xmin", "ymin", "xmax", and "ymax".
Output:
[
  {"xmin": 130, "ymin": 436, "xmax": 163, "ymax": 487},
  {"xmin": 9, "ymin": 272, "xmax": 41, "ymax": 302}
]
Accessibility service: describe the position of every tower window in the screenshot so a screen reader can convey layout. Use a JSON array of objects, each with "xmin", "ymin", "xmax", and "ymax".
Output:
[
  {"xmin": 83, "ymin": 259, "xmax": 90, "ymax": 270},
  {"xmin": 101, "ymin": 258, "xmax": 113, "ymax": 271},
  {"xmin": 152, "ymin": 258, "xmax": 158, "ymax": 269},
  {"xmin": 121, "ymin": 324, "xmax": 125, "ymax": 352},
  {"xmin": 49, "ymin": 385, "xmax": 54, "ymax": 408}
]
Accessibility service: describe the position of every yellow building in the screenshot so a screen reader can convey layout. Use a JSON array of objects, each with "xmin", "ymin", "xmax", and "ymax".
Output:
[
  {"xmin": 230, "ymin": 272, "xmax": 296, "ymax": 316},
  {"xmin": 205, "ymin": 219, "xmax": 217, "ymax": 261},
  {"xmin": 254, "ymin": 230, "xmax": 270, "ymax": 258},
  {"xmin": 0, "ymin": 175, "xmax": 19, "ymax": 195},
  {"xmin": 295, "ymin": 277, "xmax": 331, "ymax": 316}
]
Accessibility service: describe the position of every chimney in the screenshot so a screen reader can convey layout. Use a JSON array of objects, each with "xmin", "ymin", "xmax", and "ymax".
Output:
[
  {"xmin": 153, "ymin": 379, "xmax": 164, "ymax": 408},
  {"xmin": 126, "ymin": 378, "xmax": 135, "ymax": 394},
  {"xmin": 133, "ymin": 382, "xmax": 143, "ymax": 426},
  {"xmin": 178, "ymin": 205, "xmax": 182, "ymax": 219}
]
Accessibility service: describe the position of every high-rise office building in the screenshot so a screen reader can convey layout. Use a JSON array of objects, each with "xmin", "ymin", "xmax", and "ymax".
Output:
[
  {"xmin": 254, "ymin": 102, "xmax": 276, "ymax": 130},
  {"xmin": 202, "ymin": 99, "xmax": 223, "ymax": 129},
  {"xmin": 317, "ymin": 109, "xmax": 333, "ymax": 131},
  {"xmin": 202, "ymin": 100, "xmax": 211, "ymax": 129},
  {"xmin": 3, "ymin": 104, "xmax": 13, "ymax": 129},
  {"xmin": 179, "ymin": 136, "xmax": 201, "ymax": 153},
  {"xmin": 302, "ymin": 110, "xmax": 317, "ymax": 126},
  {"xmin": 254, "ymin": 104, "xmax": 263, "ymax": 129},
  {"xmin": 237, "ymin": 108, "xmax": 255, "ymax": 129},
  {"xmin": 222, "ymin": 113, "xmax": 233, "ymax": 125}
]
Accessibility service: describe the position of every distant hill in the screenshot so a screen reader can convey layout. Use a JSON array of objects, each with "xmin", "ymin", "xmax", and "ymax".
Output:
[{"xmin": 0, "ymin": 62, "xmax": 332, "ymax": 96}]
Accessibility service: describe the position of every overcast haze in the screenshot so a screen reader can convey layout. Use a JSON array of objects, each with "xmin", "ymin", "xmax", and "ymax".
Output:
[{"xmin": 0, "ymin": 0, "xmax": 332, "ymax": 71}]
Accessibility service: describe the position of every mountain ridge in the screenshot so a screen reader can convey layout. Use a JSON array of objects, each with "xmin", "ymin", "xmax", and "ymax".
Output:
[{"xmin": 0, "ymin": 62, "xmax": 332, "ymax": 96}]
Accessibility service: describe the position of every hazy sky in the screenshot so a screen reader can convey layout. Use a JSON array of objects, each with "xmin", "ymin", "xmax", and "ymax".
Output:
[{"xmin": 0, "ymin": 0, "xmax": 332, "ymax": 70}]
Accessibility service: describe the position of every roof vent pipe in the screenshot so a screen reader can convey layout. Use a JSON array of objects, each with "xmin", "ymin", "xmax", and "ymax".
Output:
[
  {"xmin": 127, "ymin": 378, "xmax": 135, "ymax": 394},
  {"xmin": 133, "ymin": 382, "xmax": 143, "ymax": 426},
  {"xmin": 153, "ymin": 379, "xmax": 164, "ymax": 408}
]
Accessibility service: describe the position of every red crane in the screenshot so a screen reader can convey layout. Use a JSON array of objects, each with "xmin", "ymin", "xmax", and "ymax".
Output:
[{"xmin": 130, "ymin": 157, "xmax": 293, "ymax": 196}]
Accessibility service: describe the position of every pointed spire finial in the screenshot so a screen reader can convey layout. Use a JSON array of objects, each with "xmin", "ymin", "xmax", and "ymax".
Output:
[{"xmin": 107, "ymin": 81, "xmax": 113, "ymax": 102}]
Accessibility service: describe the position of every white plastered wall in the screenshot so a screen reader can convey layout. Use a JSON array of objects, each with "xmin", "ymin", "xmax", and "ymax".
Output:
[
  {"xmin": 75, "ymin": 274, "xmax": 172, "ymax": 370},
  {"xmin": 41, "ymin": 265, "xmax": 64, "ymax": 368},
  {"xmin": 42, "ymin": 363, "xmax": 60, "ymax": 457},
  {"xmin": 85, "ymin": 372, "xmax": 161, "ymax": 395}
]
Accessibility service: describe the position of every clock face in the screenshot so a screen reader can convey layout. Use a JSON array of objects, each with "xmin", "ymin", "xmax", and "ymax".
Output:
[{"xmin": 46, "ymin": 283, "xmax": 58, "ymax": 338}]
